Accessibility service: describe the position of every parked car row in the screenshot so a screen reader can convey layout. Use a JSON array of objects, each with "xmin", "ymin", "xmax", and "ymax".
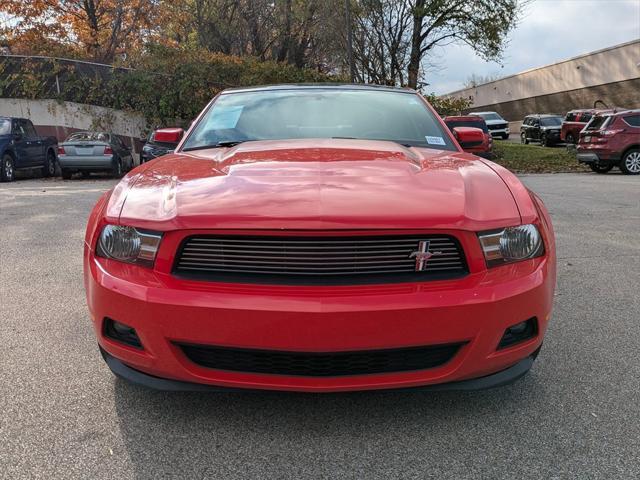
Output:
[{"xmin": 0, "ymin": 115, "xmax": 186, "ymax": 182}]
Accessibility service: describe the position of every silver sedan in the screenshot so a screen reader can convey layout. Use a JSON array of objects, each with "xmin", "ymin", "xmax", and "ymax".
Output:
[{"xmin": 58, "ymin": 131, "xmax": 134, "ymax": 179}]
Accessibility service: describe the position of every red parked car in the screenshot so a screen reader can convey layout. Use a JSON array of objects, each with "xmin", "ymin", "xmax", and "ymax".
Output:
[
  {"xmin": 561, "ymin": 109, "xmax": 595, "ymax": 144},
  {"xmin": 443, "ymin": 115, "xmax": 493, "ymax": 158},
  {"xmin": 577, "ymin": 109, "xmax": 640, "ymax": 174},
  {"xmin": 84, "ymin": 85, "xmax": 556, "ymax": 392},
  {"xmin": 561, "ymin": 108, "xmax": 617, "ymax": 144}
]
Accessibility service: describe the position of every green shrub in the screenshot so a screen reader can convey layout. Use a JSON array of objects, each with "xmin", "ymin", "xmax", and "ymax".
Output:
[{"xmin": 0, "ymin": 45, "xmax": 344, "ymax": 127}]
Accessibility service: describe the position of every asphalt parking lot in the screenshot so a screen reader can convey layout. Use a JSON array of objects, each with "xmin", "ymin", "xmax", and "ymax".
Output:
[{"xmin": 1, "ymin": 173, "xmax": 639, "ymax": 479}]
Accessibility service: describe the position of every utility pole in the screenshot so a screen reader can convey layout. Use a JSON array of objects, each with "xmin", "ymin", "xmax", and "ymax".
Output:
[{"xmin": 345, "ymin": 0, "xmax": 355, "ymax": 83}]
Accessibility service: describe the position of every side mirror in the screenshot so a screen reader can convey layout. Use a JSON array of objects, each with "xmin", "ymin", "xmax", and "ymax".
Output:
[
  {"xmin": 452, "ymin": 127, "xmax": 485, "ymax": 150},
  {"xmin": 13, "ymin": 132, "xmax": 23, "ymax": 142},
  {"xmin": 153, "ymin": 128, "xmax": 184, "ymax": 145}
]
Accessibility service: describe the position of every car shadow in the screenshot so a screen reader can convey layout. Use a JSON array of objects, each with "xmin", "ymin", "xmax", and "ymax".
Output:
[{"xmin": 112, "ymin": 372, "xmax": 548, "ymax": 478}]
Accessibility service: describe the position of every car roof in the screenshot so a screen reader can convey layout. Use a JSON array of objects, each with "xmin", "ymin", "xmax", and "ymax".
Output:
[
  {"xmin": 593, "ymin": 109, "xmax": 640, "ymax": 118},
  {"xmin": 526, "ymin": 114, "xmax": 562, "ymax": 118},
  {"xmin": 469, "ymin": 111, "xmax": 499, "ymax": 115},
  {"xmin": 220, "ymin": 83, "xmax": 416, "ymax": 94}
]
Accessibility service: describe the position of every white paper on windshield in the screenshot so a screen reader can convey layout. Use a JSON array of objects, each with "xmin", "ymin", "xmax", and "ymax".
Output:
[
  {"xmin": 425, "ymin": 136, "xmax": 446, "ymax": 145},
  {"xmin": 209, "ymin": 106, "xmax": 244, "ymax": 129}
]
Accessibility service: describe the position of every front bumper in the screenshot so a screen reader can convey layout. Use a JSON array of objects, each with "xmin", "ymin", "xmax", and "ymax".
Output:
[
  {"xmin": 85, "ymin": 243, "xmax": 554, "ymax": 392},
  {"xmin": 488, "ymin": 128, "xmax": 509, "ymax": 137},
  {"xmin": 101, "ymin": 345, "xmax": 540, "ymax": 392}
]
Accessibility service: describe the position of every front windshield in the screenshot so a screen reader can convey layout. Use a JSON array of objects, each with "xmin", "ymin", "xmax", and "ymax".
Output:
[
  {"xmin": 475, "ymin": 113, "xmax": 503, "ymax": 121},
  {"xmin": 0, "ymin": 119, "xmax": 10, "ymax": 135},
  {"xmin": 182, "ymin": 89, "xmax": 456, "ymax": 151},
  {"xmin": 540, "ymin": 117, "xmax": 562, "ymax": 127}
]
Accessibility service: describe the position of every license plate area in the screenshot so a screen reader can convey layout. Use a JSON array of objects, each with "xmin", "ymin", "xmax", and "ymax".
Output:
[{"xmin": 76, "ymin": 147, "xmax": 94, "ymax": 155}]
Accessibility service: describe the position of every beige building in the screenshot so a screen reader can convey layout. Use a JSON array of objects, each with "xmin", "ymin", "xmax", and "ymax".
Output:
[{"xmin": 442, "ymin": 39, "xmax": 640, "ymax": 123}]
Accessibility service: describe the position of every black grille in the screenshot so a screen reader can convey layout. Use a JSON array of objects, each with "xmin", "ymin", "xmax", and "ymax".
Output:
[
  {"xmin": 488, "ymin": 123, "xmax": 508, "ymax": 130},
  {"xmin": 173, "ymin": 235, "xmax": 467, "ymax": 285},
  {"xmin": 178, "ymin": 342, "xmax": 464, "ymax": 377}
]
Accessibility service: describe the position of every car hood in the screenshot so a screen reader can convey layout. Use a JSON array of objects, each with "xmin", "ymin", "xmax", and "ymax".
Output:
[
  {"xmin": 483, "ymin": 119, "xmax": 507, "ymax": 125},
  {"xmin": 108, "ymin": 139, "xmax": 521, "ymax": 231}
]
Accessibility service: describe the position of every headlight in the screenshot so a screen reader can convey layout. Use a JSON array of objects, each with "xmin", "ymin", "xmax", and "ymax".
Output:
[
  {"xmin": 478, "ymin": 224, "xmax": 544, "ymax": 267},
  {"xmin": 96, "ymin": 225, "xmax": 162, "ymax": 267}
]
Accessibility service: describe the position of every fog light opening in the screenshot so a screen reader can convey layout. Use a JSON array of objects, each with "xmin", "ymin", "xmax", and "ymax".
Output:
[
  {"xmin": 498, "ymin": 317, "xmax": 538, "ymax": 350},
  {"xmin": 103, "ymin": 318, "xmax": 143, "ymax": 349}
]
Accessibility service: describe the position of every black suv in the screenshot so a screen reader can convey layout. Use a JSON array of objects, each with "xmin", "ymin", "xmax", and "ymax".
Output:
[{"xmin": 520, "ymin": 114, "xmax": 563, "ymax": 147}]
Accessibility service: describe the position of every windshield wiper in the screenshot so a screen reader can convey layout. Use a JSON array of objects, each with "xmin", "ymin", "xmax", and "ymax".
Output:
[{"xmin": 182, "ymin": 140, "xmax": 245, "ymax": 151}]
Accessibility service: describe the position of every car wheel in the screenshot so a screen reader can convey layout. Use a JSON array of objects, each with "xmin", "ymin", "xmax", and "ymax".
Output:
[
  {"xmin": 620, "ymin": 149, "xmax": 640, "ymax": 175},
  {"xmin": 566, "ymin": 133, "xmax": 575, "ymax": 144},
  {"xmin": 112, "ymin": 157, "xmax": 123, "ymax": 178},
  {"xmin": 520, "ymin": 132, "xmax": 529, "ymax": 145},
  {"xmin": 589, "ymin": 163, "xmax": 613, "ymax": 174},
  {"xmin": 1, "ymin": 153, "xmax": 15, "ymax": 182},
  {"xmin": 502, "ymin": 133, "xmax": 509, "ymax": 140},
  {"xmin": 540, "ymin": 133, "xmax": 548, "ymax": 147},
  {"xmin": 61, "ymin": 169, "xmax": 73, "ymax": 180},
  {"xmin": 42, "ymin": 150, "xmax": 56, "ymax": 177}
]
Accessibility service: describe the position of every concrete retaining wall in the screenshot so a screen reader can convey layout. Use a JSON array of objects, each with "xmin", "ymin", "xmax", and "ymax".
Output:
[{"xmin": 0, "ymin": 98, "xmax": 147, "ymax": 154}]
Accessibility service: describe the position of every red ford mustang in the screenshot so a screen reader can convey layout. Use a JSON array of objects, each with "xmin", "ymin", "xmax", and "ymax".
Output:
[{"xmin": 84, "ymin": 85, "xmax": 556, "ymax": 392}]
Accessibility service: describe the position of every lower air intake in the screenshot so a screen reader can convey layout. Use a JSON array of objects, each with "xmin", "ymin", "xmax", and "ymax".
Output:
[{"xmin": 177, "ymin": 342, "xmax": 464, "ymax": 377}]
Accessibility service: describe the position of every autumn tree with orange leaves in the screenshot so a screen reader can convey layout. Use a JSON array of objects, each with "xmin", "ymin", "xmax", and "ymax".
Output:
[{"xmin": 1, "ymin": 0, "xmax": 158, "ymax": 62}]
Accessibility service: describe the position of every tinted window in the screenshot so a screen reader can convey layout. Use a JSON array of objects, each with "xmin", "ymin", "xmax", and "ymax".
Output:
[
  {"xmin": 585, "ymin": 116, "xmax": 611, "ymax": 131},
  {"xmin": 540, "ymin": 117, "xmax": 562, "ymax": 127},
  {"xmin": 565, "ymin": 112, "xmax": 577, "ymax": 121},
  {"xmin": 623, "ymin": 115, "xmax": 640, "ymax": 127},
  {"xmin": 21, "ymin": 120, "xmax": 37, "ymax": 137},
  {"xmin": 580, "ymin": 113, "xmax": 592, "ymax": 123},
  {"xmin": 444, "ymin": 119, "xmax": 488, "ymax": 133},
  {"xmin": 0, "ymin": 119, "xmax": 10, "ymax": 135},
  {"xmin": 183, "ymin": 89, "xmax": 456, "ymax": 151},
  {"xmin": 66, "ymin": 132, "xmax": 110, "ymax": 142}
]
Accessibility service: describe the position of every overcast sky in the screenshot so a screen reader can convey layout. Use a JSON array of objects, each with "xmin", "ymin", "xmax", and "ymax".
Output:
[{"xmin": 430, "ymin": 0, "xmax": 640, "ymax": 94}]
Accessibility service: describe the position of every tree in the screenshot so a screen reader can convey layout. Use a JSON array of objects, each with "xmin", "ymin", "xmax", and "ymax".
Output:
[
  {"xmin": 351, "ymin": 0, "xmax": 412, "ymax": 85},
  {"xmin": 407, "ymin": 0, "xmax": 521, "ymax": 89},
  {"xmin": 1, "ymin": 0, "xmax": 158, "ymax": 62},
  {"xmin": 156, "ymin": 0, "xmax": 344, "ymax": 71},
  {"xmin": 464, "ymin": 72, "xmax": 504, "ymax": 88}
]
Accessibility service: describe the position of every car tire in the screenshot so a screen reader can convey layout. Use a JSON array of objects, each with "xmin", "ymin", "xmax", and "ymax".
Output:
[
  {"xmin": 501, "ymin": 133, "xmax": 509, "ymax": 140},
  {"xmin": 566, "ymin": 133, "xmax": 575, "ymax": 144},
  {"xmin": 111, "ymin": 157, "xmax": 124, "ymax": 178},
  {"xmin": 42, "ymin": 150, "xmax": 57, "ymax": 177},
  {"xmin": 1, "ymin": 153, "xmax": 15, "ymax": 182},
  {"xmin": 540, "ymin": 133, "xmax": 548, "ymax": 147},
  {"xmin": 61, "ymin": 169, "xmax": 73, "ymax": 180},
  {"xmin": 520, "ymin": 132, "xmax": 529, "ymax": 145},
  {"xmin": 620, "ymin": 149, "xmax": 640, "ymax": 175},
  {"xmin": 589, "ymin": 163, "xmax": 613, "ymax": 174}
]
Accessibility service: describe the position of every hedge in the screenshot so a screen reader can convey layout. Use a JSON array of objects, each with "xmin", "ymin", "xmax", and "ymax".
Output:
[{"xmin": 0, "ymin": 45, "xmax": 343, "ymax": 127}]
